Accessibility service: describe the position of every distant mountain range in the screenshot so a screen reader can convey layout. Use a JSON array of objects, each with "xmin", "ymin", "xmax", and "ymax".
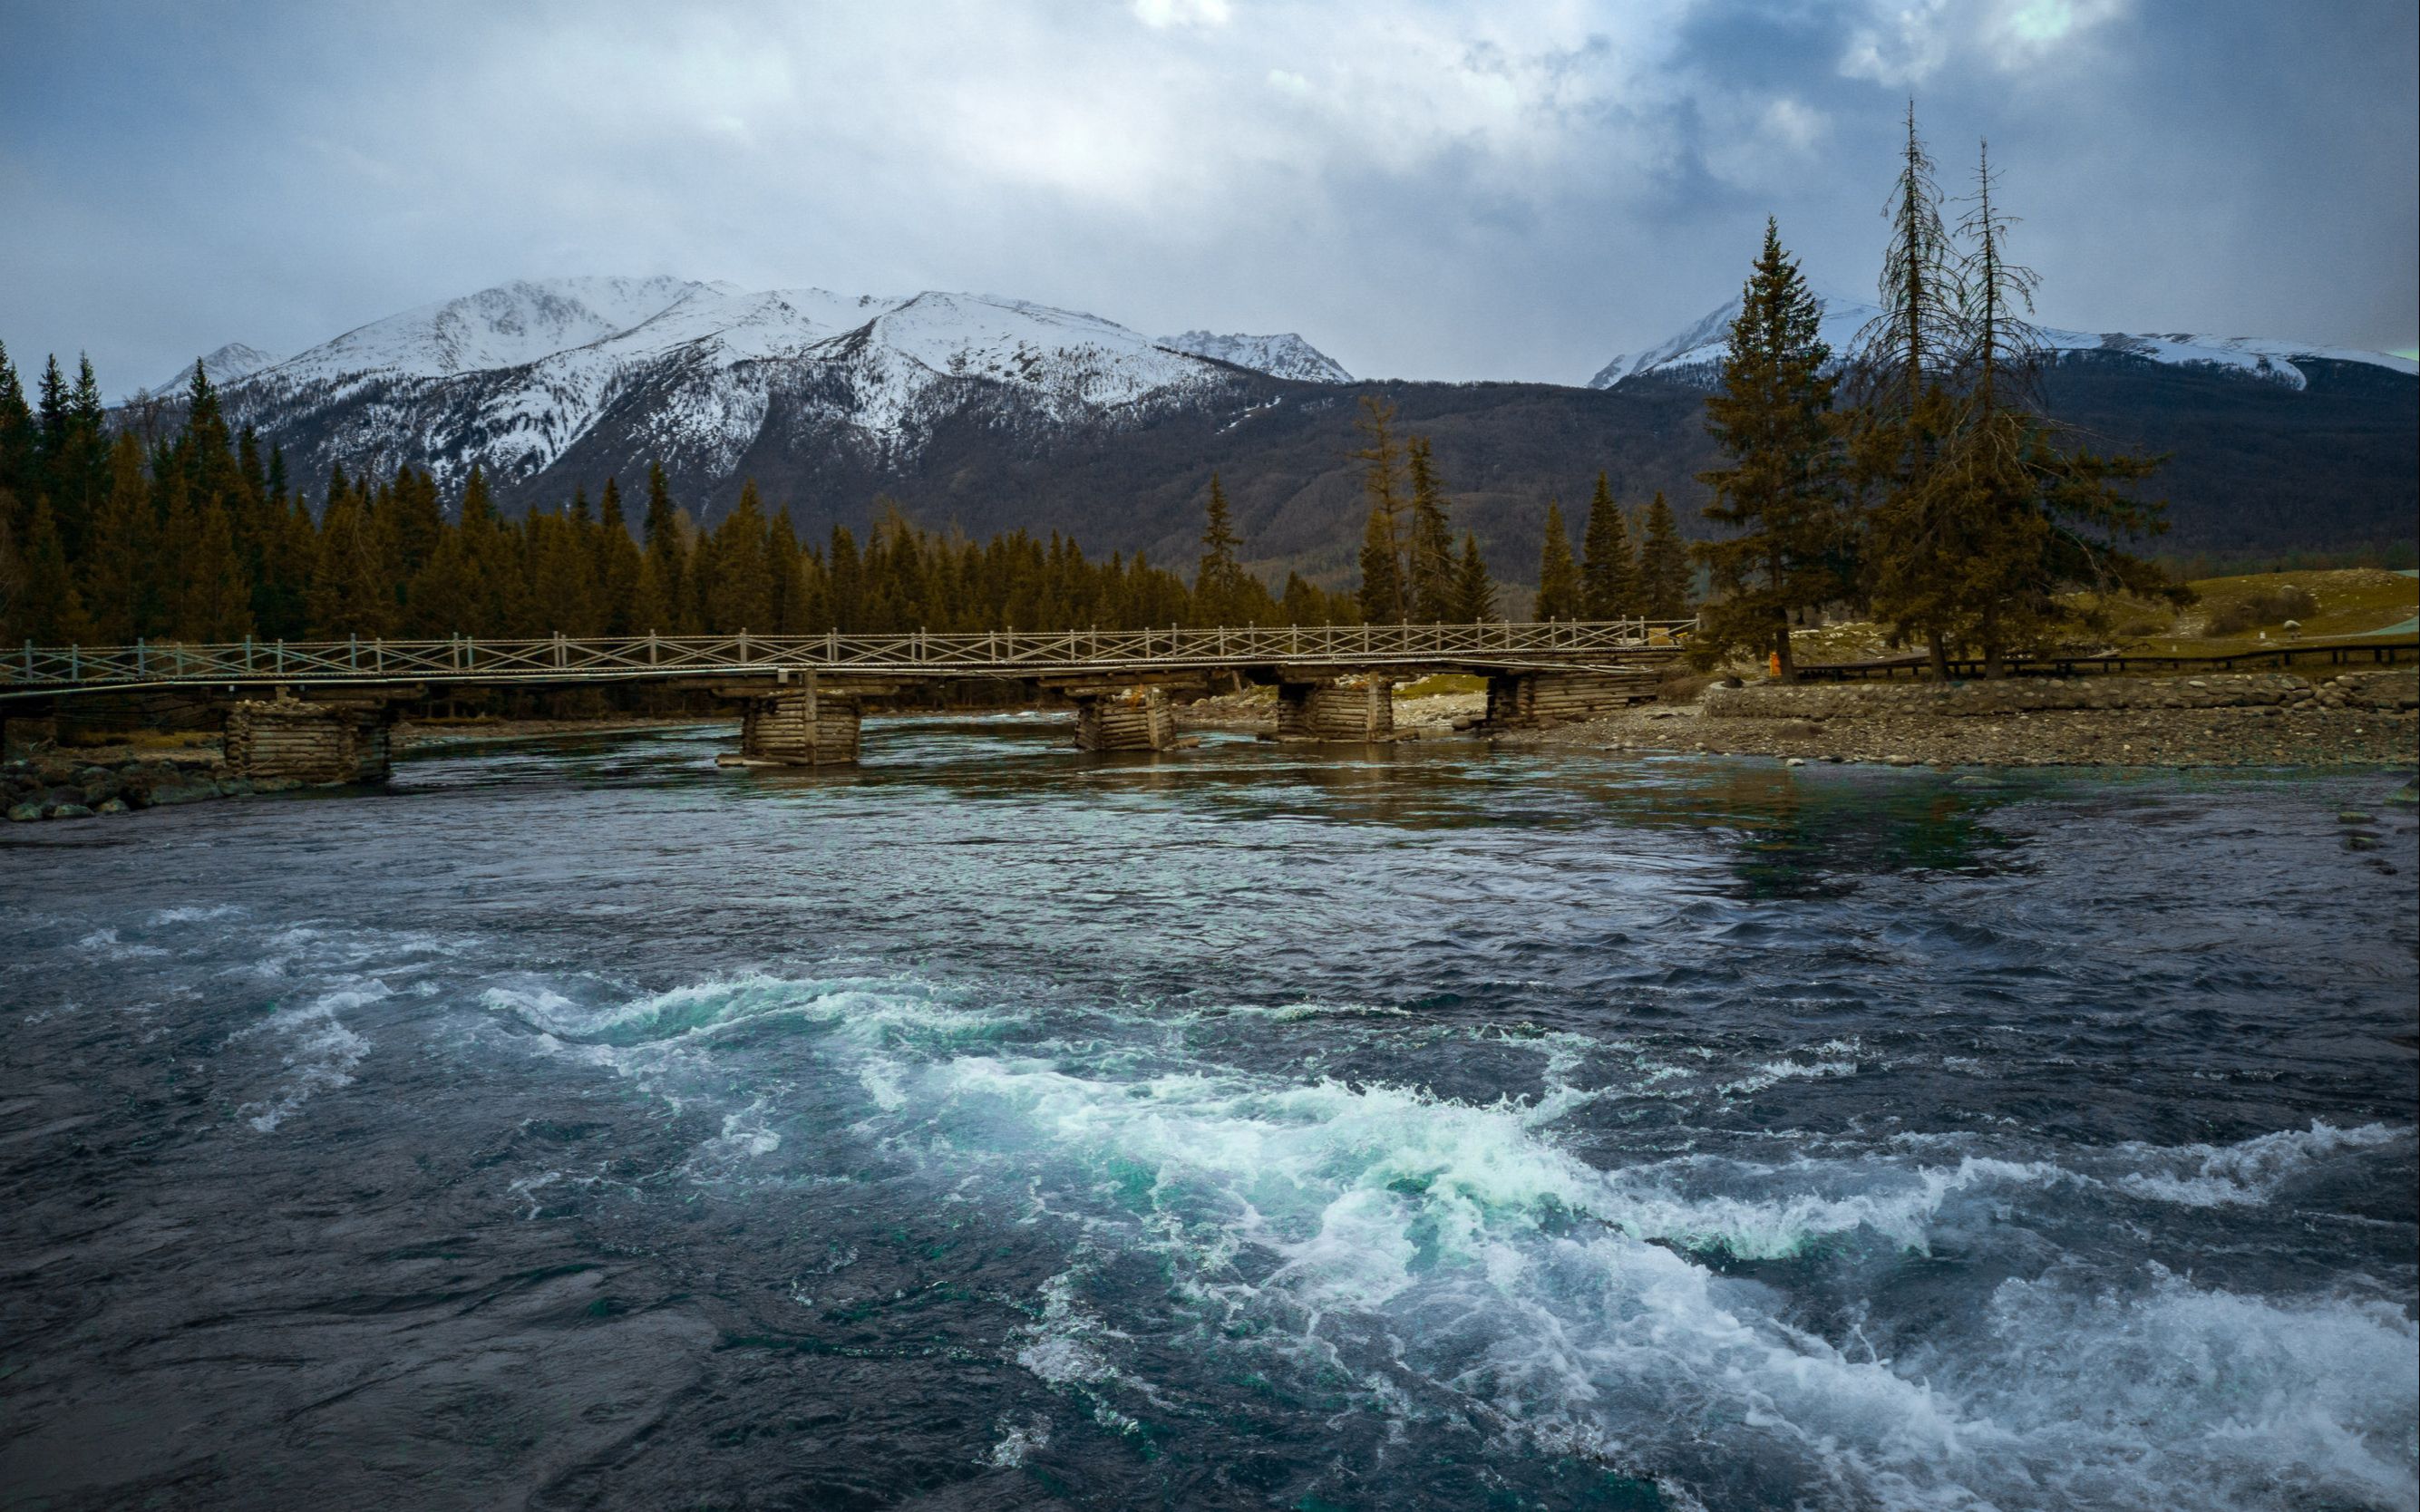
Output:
[
  {"xmin": 1589, "ymin": 290, "xmax": 2419, "ymax": 392},
  {"xmin": 124, "ymin": 276, "xmax": 2415, "ymax": 580}
]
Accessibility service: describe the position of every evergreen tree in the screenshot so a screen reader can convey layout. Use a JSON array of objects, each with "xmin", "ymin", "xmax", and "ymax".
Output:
[
  {"xmin": 1193, "ymin": 472, "xmax": 1250, "ymax": 625},
  {"xmin": 1637, "ymin": 491, "xmax": 1692, "ymax": 619},
  {"xmin": 1534, "ymin": 499, "xmax": 1583, "ymax": 620},
  {"xmin": 594, "ymin": 482, "xmax": 647, "ymax": 635},
  {"xmin": 1450, "ymin": 532, "xmax": 1496, "ymax": 622},
  {"xmin": 10, "ymin": 498, "xmax": 90, "ymax": 645},
  {"xmin": 81, "ymin": 435, "xmax": 151, "ymax": 643},
  {"xmin": 176, "ymin": 492, "xmax": 251, "ymax": 641},
  {"xmin": 1356, "ymin": 504, "xmax": 1403, "ymax": 625},
  {"xmin": 1869, "ymin": 141, "xmax": 2178, "ymax": 674},
  {"xmin": 705, "ymin": 481, "xmax": 775, "ymax": 632},
  {"xmin": 1691, "ymin": 218, "xmax": 1848, "ymax": 682},
  {"xmin": 637, "ymin": 462, "xmax": 689, "ymax": 632},
  {"xmin": 1860, "ymin": 101, "xmax": 1961, "ymax": 414},
  {"xmin": 1579, "ymin": 472, "xmax": 1638, "ymax": 619},
  {"xmin": 1351, "ymin": 394, "xmax": 1408, "ymax": 618},
  {"xmin": 1404, "ymin": 437, "xmax": 1456, "ymax": 620},
  {"xmin": 0, "ymin": 343, "xmax": 35, "ymax": 518}
]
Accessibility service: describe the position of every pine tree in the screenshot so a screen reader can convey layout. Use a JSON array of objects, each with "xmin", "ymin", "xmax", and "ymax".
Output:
[
  {"xmin": 176, "ymin": 493, "xmax": 251, "ymax": 641},
  {"xmin": 1534, "ymin": 499, "xmax": 1582, "ymax": 620},
  {"xmin": 1356, "ymin": 504, "xmax": 1403, "ymax": 625},
  {"xmin": 637, "ymin": 462, "xmax": 689, "ymax": 632},
  {"xmin": 0, "ymin": 343, "xmax": 36, "ymax": 518},
  {"xmin": 1637, "ymin": 492, "xmax": 1691, "ymax": 620},
  {"xmin": 1404, "ymin": 437, "xmax": 1456, "ymax": 621},
  {"xmin": 705, "ymin": 480, "xmax": 774, "ymax": 633},
  {"xmin": 81, "ymin": 435, "xmax": 151, "ymax": 643},
  {"xmin": 1869, "ymin": 141, "xmax": 2178, "ymax": 675},
  {"xmin": 1351, "ymin": 394, "xmax": 1408, "ymax": 619},
  {"xmin": 594, "ymin": 479, "xmax": 647, "ymax": 635},
  {"xmin": 1579, "ymin": 472, "xmax": 1638, "ymax": 619},
  {"xmin": 1691, "ymin": 218, "xmax": 1847, "ymax": 681},
  {"xmin": 12, "ymin": 498, "xmax": 90, "ymax": 645},
  {"xmin": 1450, "ymin": 533, "xmax": 1496, "ymax": 622},
  {"xmin": 1194, "ymin": 472, "xmax": 1249, "ymax": 625},
  {"xmin": 1860, "ymin": 101, "xmax": 1961, "ymax": 415}
]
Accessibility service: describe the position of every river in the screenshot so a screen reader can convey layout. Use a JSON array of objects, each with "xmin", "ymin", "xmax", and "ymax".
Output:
[{"xmin": 4, "ymin": 718, "xmax": 2415, "ymax": 1511}]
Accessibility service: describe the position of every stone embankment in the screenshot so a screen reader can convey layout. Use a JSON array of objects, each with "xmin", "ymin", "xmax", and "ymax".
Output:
[
  {"xmin": 1510, "ymin": 669, "xmax": 2419, "ymax": 768},
  {"xmin": 4, "ymin": 751, "xmax": 290, "ymax": 824}
]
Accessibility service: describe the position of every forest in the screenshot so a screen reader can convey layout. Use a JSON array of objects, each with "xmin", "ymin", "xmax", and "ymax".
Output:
[{"xmin": 0, "ymin": 359, "xmax": 1372, "ymax": 649}]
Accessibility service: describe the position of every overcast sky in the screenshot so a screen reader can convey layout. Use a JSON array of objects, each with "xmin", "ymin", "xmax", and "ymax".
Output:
[{"xmin": 4, "ymin": 0, "xmax": 2414, "ymax": 391}]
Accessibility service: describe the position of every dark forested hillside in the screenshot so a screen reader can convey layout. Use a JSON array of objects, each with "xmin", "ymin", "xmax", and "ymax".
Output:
[
  {"xmin": 106, "ymin": 347, "xmax": 2419, "ymax": 592},
  {"xmin": 551, "ymin": 355, "xmax": 2417, "ymax": 585}
]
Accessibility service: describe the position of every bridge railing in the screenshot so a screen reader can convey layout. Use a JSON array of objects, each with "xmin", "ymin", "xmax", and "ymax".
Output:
[{"xmin": 6, "ymin": 620, "xmax": 1695, "ymax": 694}]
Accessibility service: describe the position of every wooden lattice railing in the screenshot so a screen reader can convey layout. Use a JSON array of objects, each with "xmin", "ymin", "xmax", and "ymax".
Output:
[{"xmin": 5, "ymin": 620, "xmax": 1695, "ymax": 696}]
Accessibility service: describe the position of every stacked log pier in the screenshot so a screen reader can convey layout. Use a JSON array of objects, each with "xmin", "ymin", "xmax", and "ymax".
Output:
[
  {"xmin": 735, "ymin": 688, "xmax": 862, "ymax": 765},
  {"xmin": 222, "ymin": 698, "xmax": 395, "ymax": 783},
  {"xmin": 717, "ymin": 676, "xmax": 873, "ymax": 766},
  {"xmin": 1484, "ymin": 668, "xmax": 1669, "ymax": 729},
  {"xmin": 1073, "ymin": 686, "xmax": 1174, "ymax": 751},
  {"xmin": 1276, "ymin": 676, "xmax": 1395, "ymax": 741}
]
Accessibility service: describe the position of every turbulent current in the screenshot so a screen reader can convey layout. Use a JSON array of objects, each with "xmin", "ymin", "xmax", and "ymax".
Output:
[{"xmin": 3, "ymin": 719, "xmax": 2415, "ymax": 1511}]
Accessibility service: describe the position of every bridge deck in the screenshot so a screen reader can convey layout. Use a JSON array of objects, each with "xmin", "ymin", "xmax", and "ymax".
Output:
[{"xmin": 5, "ymin": 620, "xmax": 1692, "ymax": 699}]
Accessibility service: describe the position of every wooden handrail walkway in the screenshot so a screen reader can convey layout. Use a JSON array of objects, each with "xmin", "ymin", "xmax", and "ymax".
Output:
[
  {"xmin": 3, "ymin": 620, "xmax": 1696, "ymax": 700},
  {"xmin": 1794, "ymin": 638, "xmax": 2418, "ymax": 682}
]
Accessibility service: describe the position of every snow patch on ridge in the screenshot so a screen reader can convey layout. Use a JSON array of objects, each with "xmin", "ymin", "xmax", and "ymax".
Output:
[
  {"xmin": 1590, "ymin": 292, "xmax": 2419, "ymax": 391},
  {"xmin": 1157, "ymin": 329, "xmax": 1352, "ymax": 383}
]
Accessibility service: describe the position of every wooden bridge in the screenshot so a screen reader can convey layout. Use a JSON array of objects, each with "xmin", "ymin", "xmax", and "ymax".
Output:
[{"xmin": 4, "ymin": 620, "xmax": 1693, "ymax": 779}]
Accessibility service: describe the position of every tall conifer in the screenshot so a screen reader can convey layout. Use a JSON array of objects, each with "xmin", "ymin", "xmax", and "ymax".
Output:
[
  {"xmin": 1637, "ymin": 492, "xmax": 1691, "ymax": 619},
  {"xmin": 1692, "ymin": 218, "xmax": 1846, "ymax": 681},
  {"xmin": 1534, "ymin": 500, "xmax": 1582, "ymax": 620},
  {"xmin": 1351, "ymin": 395, "xmax": 1408, "ymax": 618},
  {"xmin": 1579, "ymin": 473, "xmax": 1638, "ymax": 619},
  {"xmin": 1404, "ymin": 438, "xmax": 1456, "ymax": 621},
  {"xmin": 1450, "ymin": 533, "xmax": 1496, "ymax": 622}
]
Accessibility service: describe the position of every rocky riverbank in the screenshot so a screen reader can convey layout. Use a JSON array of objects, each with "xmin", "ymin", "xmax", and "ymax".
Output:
[
  {"xmin": 4, "ymin": 750, "xmax": 293, "ymax": 823},
  {"xmin": 1502, "ymin": 669, "xmax": 2420, "ymax": 769}
]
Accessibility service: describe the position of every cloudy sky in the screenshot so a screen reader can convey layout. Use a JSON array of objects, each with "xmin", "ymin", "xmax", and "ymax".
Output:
[{"xmin": 4, "ymin": 0, "xmax": 2414, "ymax": 391}]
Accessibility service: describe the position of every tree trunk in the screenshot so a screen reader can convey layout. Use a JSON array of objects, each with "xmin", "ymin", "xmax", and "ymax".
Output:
[
  {"xmin": 1927, "ymin": 630, "xmax": 1950, "ymax": 681},
  {"xmin": 1774, "ymin": 617, "xmax": 1797, "ymax": 685},
  {"xmin": 1983, "ymin": 642, "xmax": 2005, "ymax": 680}
]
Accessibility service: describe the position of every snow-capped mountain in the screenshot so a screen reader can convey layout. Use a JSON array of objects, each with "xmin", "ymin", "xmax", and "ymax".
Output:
[
  {"xmin": 187, "ymin": 276, "xmax": 1354, "ymax": 493},
  {"xmin": 1589, "ymin": 292, "xmax": 2420, "ymax": 392},
  {"xmin": 148, "ymin": 341, "xmax": 284, "ymax": 397},
  {"xmin": 1156, "ymin": 331, "xmax": 1351, "ymax": 383}
]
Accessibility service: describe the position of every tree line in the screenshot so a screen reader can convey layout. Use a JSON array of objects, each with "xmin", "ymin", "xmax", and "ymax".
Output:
[
  {"xmin": 1340, "ymin": 398, "xmax": 1696, "ymax": 626},
  {"xmin": 1686, "ymin": 108, "xmax": 2182, "ymax": 681},
  {"xmin": 0, "ymin": 361, "xmax": 1361, "ymax": 647}
]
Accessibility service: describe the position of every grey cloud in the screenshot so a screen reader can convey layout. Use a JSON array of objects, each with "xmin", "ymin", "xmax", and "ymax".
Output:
[{"xmin": 0, "ymin": 0, "xmax": 2411, "ymax": 395}]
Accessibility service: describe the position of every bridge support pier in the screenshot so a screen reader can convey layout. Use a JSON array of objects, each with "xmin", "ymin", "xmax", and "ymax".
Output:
[
  {"xmin": 715, "ymin": 675, "xmax": 871, "ymax": 767},
  {"xmin": 222, "ymin": 693, "xmax": 405, "ymax": 783},
  {"xmin": 1276, "ymin": 674, "xmax": 1395, "ymax": 741},
  {"xmin": 1070, "ymin": 686, "xmax": 1175, "ymax": 751},
  {"xmin": 1482, "ymin": 668, "xmax": 1667, "ymax": 730}
]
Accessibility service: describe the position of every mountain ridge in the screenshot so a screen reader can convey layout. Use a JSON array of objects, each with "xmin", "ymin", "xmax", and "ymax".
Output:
[{"xmin": 115, "ymin": 275, "xmax": 2415, "ymax": 580}]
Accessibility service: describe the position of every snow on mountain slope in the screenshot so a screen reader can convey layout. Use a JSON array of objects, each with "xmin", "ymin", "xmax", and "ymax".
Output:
[
  {"xmin": 276, "ymin": 275, "xmax": 712, "ymax": 386},
  {"xmin": 1157, "ymin": 331, "xmax": 1352, "ymax": 383},
  {"xmin": 146, "ymin": 342, "xmax": 284, "ymax": 397},
  {"xmin": 199, "ymin": 277, "xmax": 1327, "ymax": 490},
  {"xmin": 1589, "ymin": 293, "xmax": 2420, "ymax": 391}
]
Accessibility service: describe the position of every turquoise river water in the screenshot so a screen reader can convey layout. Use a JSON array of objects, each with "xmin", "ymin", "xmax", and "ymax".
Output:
[{"xmin": 2, "ymin": 716, "xmax": 2415, "ymax": 1510}]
